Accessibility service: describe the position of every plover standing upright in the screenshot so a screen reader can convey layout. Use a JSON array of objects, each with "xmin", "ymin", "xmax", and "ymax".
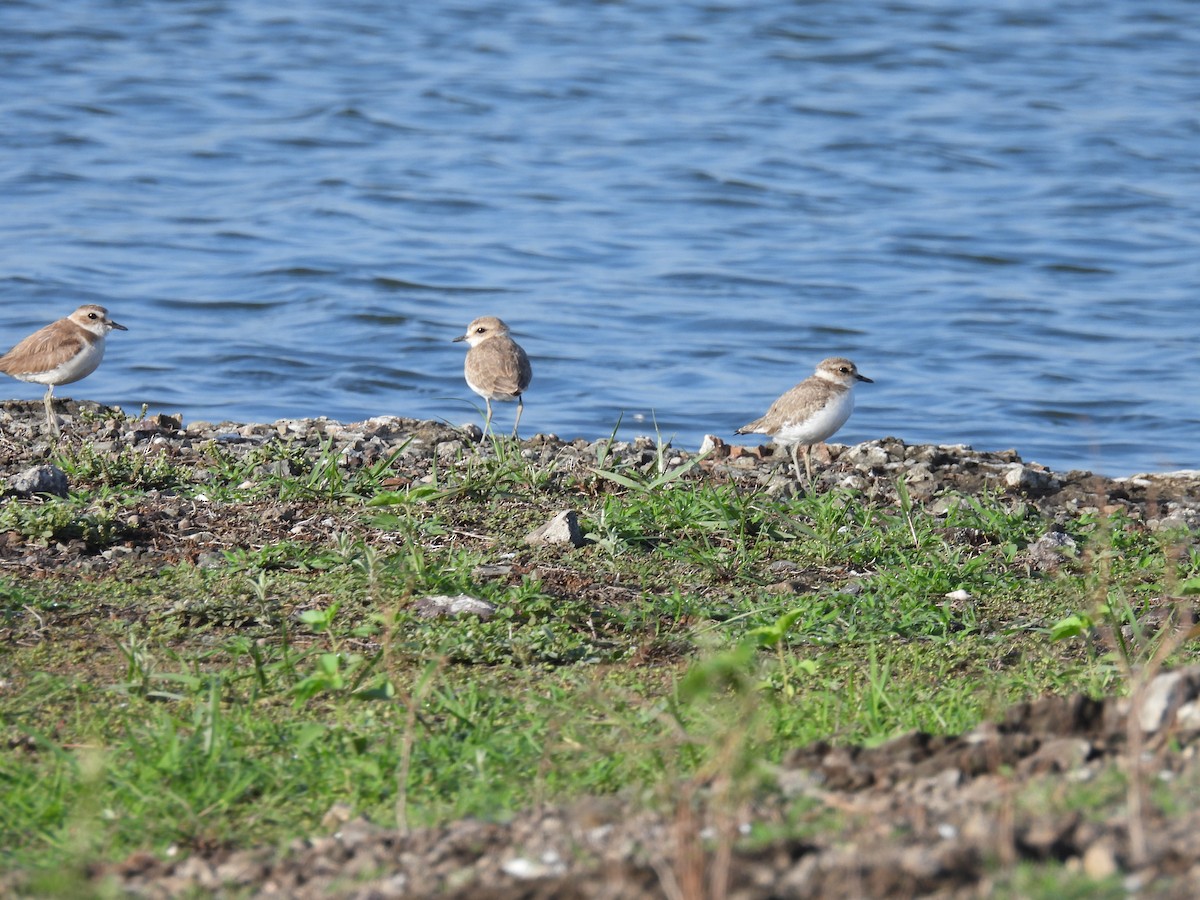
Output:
[
  {"xmin": 736, "ymin": 356, "xmax": 872, "ymax": 482},
  {"xmin": 0, "ymin": 304, "xmax": 128, "ymax": 433},
  {"xmin": 453, "ymin": 316, "xmax": 532, "ymax": 437}
]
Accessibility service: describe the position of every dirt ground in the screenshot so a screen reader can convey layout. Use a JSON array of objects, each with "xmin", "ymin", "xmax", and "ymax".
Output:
[
  {"xmin": 4, "ymin": 401, "xmax": 1200, "ymax": 897},
  {"xmin": 101, "ymin": 678, "xmax": 1200, "ymax": 899}
]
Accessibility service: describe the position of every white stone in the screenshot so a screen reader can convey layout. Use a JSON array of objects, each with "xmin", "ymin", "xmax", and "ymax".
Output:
[
  {"xmin": 412, "ymin": 594, "xmax": 496, "ymax": 620},
  {"xmin": 524, "ymin": 509, "xmax": 586, "ymax": 547}
]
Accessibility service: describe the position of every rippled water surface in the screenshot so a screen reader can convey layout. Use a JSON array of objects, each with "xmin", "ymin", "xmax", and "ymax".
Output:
[{"xmin": 2, "ymin": 0, "xmax": 1198, "ymax": 475}]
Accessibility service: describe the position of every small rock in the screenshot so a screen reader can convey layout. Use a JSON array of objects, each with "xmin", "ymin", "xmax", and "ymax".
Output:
[
  {"xmin": 258, "ymin": 460, "xmax": 297, "ymax": 478},
  {"xmin": 1019, "ymin": 813, "xmax": 1079, "ymax": 858},
  {"xmin": 764, "ymin": 474, "xmax": 799, "ymax": 498},
  {"xmin": 1003, "ymin": 463, "xmax": 1059, "ymax": 495},
  {"xmin": 929, "ymin": 497, "xmax": 962, "ymax": 516},
  {"xmin": 767, "ymin": 560, "xmax": 802, "ymax": 575},
  {"xmin": 501, "ymin": 851, "xmax": 565, "ymax": 879},
  {"xmin": 181, "ymin": 530, "xmax": 218, "ymax": 542},
  {"xmin": 412, "ymin": 594, "xmax": 496, "ymax": 620},
  {"xmin": 335, "ymin": 816, "xmax": 380, "ymax": 851},
  {"xmin": 766, "ymin": 579, "xmax": 807, "ymax": 595},
  {"xmin": 1138, "ymin": 667, "xmax": 1200, "ymax": 733},
  {"xmin": 1019, "ymin": 738, "xmax": 1091, "ymax": 775},
  {"xmin": 321, "ymin": 802, "xmax": 354, "ymax": 830},
  {"xmin": 1177, "ymin": 699, "xmax": 1200, "ymax": 731},
  {"xmin": 904, "ymin": 461, "xmax": 936, "ymax": 483},
  {"xmin": 1023, "ymin": 530, "xmax": 1077, "ymax": 571},
  {"xmin": 196, "ymin": 551, "xmax": 226, "ymax": 569},
  {"xmin": 524, "ymin": 509, "xmax": 586, "ymax": 547},
  {"xmin": 8, "ymin": 465, "xmax": 69, "ymax": 497},
  {"xmin": 1148, "ymin": 510, "xmax": 1197, "ymax": 532},
  {"xmin": 727, "ymin": 451, "xmax": 762, "ymax": 467},
  {"xmin": 841, "ymin": 444, "xmax": 891, "ymax": 471},
  {"xmin": 1082, "ymin": 837, "xmax": 1119, "ymax": 879},
  {"xmin": 213, "ymin": 850, "xmax": 266, "ymax": 887},
  {"xmin": 472, "ymin": 563, "xmax": 514, "ymax": 580},
  {"xmin": 172, "ymin": 856, "xmax": 219, "ymax": 891}
]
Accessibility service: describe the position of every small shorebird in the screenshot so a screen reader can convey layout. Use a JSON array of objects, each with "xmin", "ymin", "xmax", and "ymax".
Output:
[
  {"xmin": 736, "ymin": 356, "xmax": 872, "ymax": 482},
  {"xmin": 0, "ymin": 304, "xmax": 128, "ymax": 433},
  {"xmin": 453, "ymin": 316, "xmax": 532, "ymax": 437}
]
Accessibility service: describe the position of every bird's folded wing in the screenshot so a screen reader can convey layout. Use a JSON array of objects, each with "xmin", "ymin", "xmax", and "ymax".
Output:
[
  {"xmin": 0, "ymin": 325, "xmax": 87, "ymax": 376},
  {"xmin": 472, "ymin": 341, "xmax": 531, "ymax": 395}
]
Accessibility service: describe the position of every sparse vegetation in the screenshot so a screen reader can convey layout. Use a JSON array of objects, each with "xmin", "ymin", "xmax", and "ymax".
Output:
[{"xmin": 1, "ymin": 405, "xmax": 1199, "ymax": 897}]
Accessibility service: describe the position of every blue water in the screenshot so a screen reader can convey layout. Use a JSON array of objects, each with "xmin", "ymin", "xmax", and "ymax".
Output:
[{"xmin": 2, "ymin": 1, "xmax": 1198, "ymax": 476}]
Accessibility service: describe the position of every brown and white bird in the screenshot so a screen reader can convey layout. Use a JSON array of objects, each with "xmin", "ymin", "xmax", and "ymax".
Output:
[
  {"xmin": 453, "ymin": 316, "xmax": 532, "ymax": 437},
  {"xmin": 0, "ymin": 304, "xmax": 128, "ymax": 433},
  {"xmin": 736, "ymin": 356, "xmax": 873, "ymax": 482}
]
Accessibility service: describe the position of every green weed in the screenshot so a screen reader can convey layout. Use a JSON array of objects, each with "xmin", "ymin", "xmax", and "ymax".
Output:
[
  {"xmin": 0, "ymin": 496, "xmax": 123, "ymax": 547},
  {"xmin": 56, "ymin": 442, "xmax": 187, "ymax": 492}
]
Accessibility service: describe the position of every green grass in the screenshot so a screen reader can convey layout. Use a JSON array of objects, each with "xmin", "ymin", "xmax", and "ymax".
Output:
[
  {"xmin": 1, "ymin": 434, "xmax": 1198, "ymax": 892},
  {"xmin": 0, "ymin": 495, "xmax": 125, "ymax": 549},
  {"xmin": 989, "ymin": 864, "xmax": 1127, "ymax": 900}
]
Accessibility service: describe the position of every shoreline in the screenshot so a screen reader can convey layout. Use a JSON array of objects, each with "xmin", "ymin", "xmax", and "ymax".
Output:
[
  {"xmin": 5, "ymin": 399, "xmax": 1199, "ymax": 534},
  {"xmin": 7, "ymin": 395, "xmax": 1193, "ymax": 484}
]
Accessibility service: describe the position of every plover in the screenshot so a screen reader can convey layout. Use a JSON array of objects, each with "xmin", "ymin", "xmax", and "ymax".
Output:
[
  {"xmin": 453, "ymin": 316, "xmax": 532, "ymax": 437},
  {"xmin": 736, "ymin": 356, "xmax": 872, "ymax": 481},
  {"xmin": 0, "ymin": 304, "xmax": 128, "ymax": 433}
]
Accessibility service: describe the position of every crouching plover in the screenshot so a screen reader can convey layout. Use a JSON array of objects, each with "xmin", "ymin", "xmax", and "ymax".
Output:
[
  {"xmin": 0, "ymin": 304, "xmax": 128, "ymax": 433},
  {"xmin": 453, "ymin": 316, "xmax": 532, "ymax": 437},
  {"xmin": 736, "ymin": 356, "xmax": 872, "ymax": 482}
]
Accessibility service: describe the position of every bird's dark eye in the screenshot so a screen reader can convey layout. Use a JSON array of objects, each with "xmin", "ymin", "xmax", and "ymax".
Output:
[{"xmin": 88, "ymin": 313, "xmax": 98, "ymax": 320}]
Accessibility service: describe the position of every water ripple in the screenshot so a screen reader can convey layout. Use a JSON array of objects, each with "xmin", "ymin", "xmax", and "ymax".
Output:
[{"xmin": 0, "ymin": 0, "xmax": 1197, "ymax": 474}]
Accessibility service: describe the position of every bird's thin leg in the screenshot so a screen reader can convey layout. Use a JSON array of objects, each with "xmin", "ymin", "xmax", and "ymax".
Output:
[
  {"xmin": 483, "ymin": 398, "xmax": 494, "ymax": 435},
  {"xmin": 512, "ymin": 395, "xmax": 524, "ymax": 439},
  {"xmin": 790, "ymin": 444, "xmax": 804, "ymax": 483},
  {"xmin": 803, "ymin": 445, "xmax": 815, "ymax": 482},
  {"xmin": 43, "ymin": 385, "xmax": 60, "ymax": 434}
]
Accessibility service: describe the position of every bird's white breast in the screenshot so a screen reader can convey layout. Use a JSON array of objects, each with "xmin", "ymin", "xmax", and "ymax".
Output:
[{"xmin": 773, "ymin": 389, "xmax": 855, "ymax": 446}]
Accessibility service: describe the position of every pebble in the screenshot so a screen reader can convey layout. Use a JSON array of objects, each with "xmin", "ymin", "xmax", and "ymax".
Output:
[
  {"xmin": 1138, "ymin": 669, "xmax": 1200, "ymax": 733},
  {"xmin": 524, "ymin": 509, "xmax": 586, "ymax": 547},
  {"xmin": 412, "ymin": 594, "xmax": 497, "ymax": 620},
  {"xmin": 7, "ymin": 465, "xmax": 69, "ymax": 498},
  {"xmin": 1082, "ymin": 838, "xmax": 1119, "ymax": 879}
]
